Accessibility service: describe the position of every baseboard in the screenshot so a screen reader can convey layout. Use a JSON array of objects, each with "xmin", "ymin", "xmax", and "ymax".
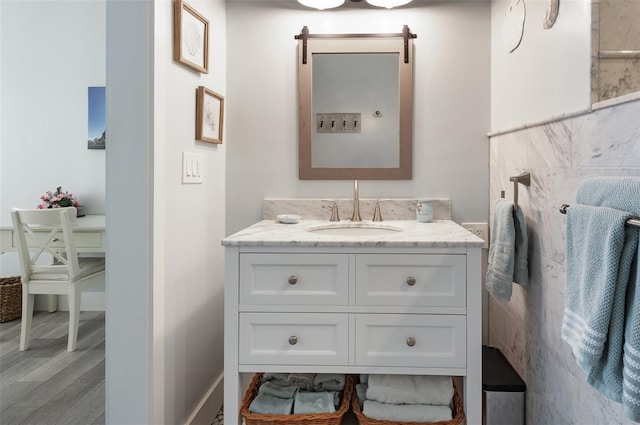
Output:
[{"xmin": 185, "ymin": 372, "xmax": 224, "ymax": 425}]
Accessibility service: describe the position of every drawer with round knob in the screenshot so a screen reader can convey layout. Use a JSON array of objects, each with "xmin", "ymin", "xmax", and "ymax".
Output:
[
  {"xmin": 239, "ymin": 253, "xmax": 349, "ymax": 305},
  {"xmin": 355, "ymin": 254, "xmax": 467, "ymax": 307},
  {"xmin": 354, "ymin": 313, "xmax": 466, "ymax": 368},
  {"xmin": 238, "ymin": 312, "xmax": 349, "ymax": 365}
]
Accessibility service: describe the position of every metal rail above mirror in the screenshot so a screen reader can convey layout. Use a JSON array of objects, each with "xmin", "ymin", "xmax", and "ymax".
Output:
[{"xmin": 296, "ymin": 26, "xmax": 416, "ymax": 180}]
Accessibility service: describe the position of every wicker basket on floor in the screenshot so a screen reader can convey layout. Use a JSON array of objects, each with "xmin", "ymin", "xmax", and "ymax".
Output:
[
  {"xmin": 351, "ymin": 379, "xmax": 465, "ymax": 425},
  {"xmin": 0, "ymin": 276, "xmax": 22, "ymax": 323},
  {"xmin": 240, "ymin": 373, "xmax": 353, "ymax": 425}
]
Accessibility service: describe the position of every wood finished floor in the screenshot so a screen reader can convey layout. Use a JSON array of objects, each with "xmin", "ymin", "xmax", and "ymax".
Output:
[{"xmin": 0, "ymin": 311, "xmax": 105, "ymax": 425}]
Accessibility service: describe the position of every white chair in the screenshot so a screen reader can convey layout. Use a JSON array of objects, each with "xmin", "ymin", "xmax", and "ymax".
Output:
[{"xmin": 11, "ymin": 207, "xmax": 105, "ymax": 352}]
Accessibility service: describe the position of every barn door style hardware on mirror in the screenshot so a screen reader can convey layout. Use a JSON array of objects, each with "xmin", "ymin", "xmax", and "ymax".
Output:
[{"xmin": 296, "ymin": 26, "xmax": 417, "ymax": 180}]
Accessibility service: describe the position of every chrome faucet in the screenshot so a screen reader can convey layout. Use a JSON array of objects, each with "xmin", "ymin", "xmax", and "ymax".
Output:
[{"xmin": 351, "ymin": 180, "xmax": 362, "ymax": 222}]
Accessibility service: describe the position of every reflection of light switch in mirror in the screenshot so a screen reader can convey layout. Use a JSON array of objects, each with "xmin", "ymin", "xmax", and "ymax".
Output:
[
  {"xmin": 182, "ymin": 152, "xmax": 203, "ymax": 184},
  {"xmin": 316, "ymin": 113, "xmax": 361, "ymax": 133}
]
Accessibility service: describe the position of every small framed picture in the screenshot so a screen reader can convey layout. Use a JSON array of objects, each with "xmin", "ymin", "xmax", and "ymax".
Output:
[
  {"xmin": 174, "ymin": 0, "xmax": 209, "ymax": 73},
  {"xmin": 196, "ymin": 86, "xmax": 224, "ymax": 144}
]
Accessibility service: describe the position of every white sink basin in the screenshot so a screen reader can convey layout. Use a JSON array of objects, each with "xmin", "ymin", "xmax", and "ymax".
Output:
[{"xmin": 306, "ymin": 223, "xmax": 403, "ymax": 236}]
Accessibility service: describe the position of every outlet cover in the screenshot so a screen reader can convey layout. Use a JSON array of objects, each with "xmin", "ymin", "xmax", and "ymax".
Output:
[
  {"xmin": 182, "ymin": 152, "xmax": 203, "ymax": 184},
  {"xmin": 461, "ymin": 222, "xmax": 488, "ymax": 248}
]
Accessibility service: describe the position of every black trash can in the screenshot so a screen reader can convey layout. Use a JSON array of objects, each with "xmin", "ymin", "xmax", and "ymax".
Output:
[{"xmin": 483, "ymin": 345, "xmax": 526, "ymax": 425}]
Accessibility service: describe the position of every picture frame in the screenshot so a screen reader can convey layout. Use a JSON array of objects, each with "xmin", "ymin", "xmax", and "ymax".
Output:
[
  {"xmin": 87, "ymin": 86, "xmax": 106, "ymax": 150},
  {"xmin": 196, "ymin": 86, "xmax": 224, "ymax": 144},
  {"xmin": 174, "ymin": 0, "xmax": 209, "ymax": 73}
]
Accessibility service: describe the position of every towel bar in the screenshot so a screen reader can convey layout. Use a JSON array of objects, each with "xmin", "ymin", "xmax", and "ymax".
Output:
[
  {"xmin": 501, "ymin": 172, "xmax": 531, "ymax": 208},
  {"xmin": 560, "ymin": 204, "xmax": 640, "ymax": 228}
]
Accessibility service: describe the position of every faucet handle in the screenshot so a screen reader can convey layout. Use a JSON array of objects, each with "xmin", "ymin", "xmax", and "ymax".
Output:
[
  {"xmin": 323, "ymin": 200, "xmax": 340, "ymax": 222},
  {"xmin": 372, "ymin": 200, "xmax": 383, "ymax": 222}
]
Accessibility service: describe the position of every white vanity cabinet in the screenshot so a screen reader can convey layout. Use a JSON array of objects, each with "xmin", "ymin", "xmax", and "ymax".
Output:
[{"xmin": 223, "ymin": 220, "xmax": 483, "ymax": 425}]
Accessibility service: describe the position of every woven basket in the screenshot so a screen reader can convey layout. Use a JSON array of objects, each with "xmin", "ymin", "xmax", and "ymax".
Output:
[
  {"xmin": 0, "ymin": 276, "xmax": 22, "ymax": 323},
  {"xmin": 351, "ymin": 379, "xmax": 465, "ymax": 425},
  {"xmin": 241, "ymin": 373, "xmax": 353, "ymax": 425}
]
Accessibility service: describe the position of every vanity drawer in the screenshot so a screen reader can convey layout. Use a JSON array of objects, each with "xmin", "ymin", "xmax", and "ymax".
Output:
[
  {"xmin": 355, "ymin": 254, "xmax": 466, "ymax": 307},
  {"xmin": 239, "ymin": 253, "xmax": 348, "ymax": 305},
  {"xmin": 239, "ymin": 313, "xmax": 349, "ymax": 365},
  {"xmin": 355, "ymin": 314, "xmax": 466, "ymax": 368}
]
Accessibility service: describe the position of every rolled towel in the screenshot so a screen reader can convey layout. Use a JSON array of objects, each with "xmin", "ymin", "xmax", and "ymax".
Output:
[
  {"xmin": 262, "ymin": 373, "xmax": 289, "ymax": 387},
  {"xmin": 313, "ymin": 373, "xmax": 346, "ymax": 391},
  {"xmin": 249, "ymin": 393, "xmax": 294, "ymax": 415},
  {"xmin": 288, "ymin": 373, "xmax": 315, "ymax": 391},
  {"xmin": 293, "ymin": 391, "xmax": 336, "ymax": 414},
  {"xmin": 360, "ymin": 374, "xmax": 369, "ymax": 384},
  {"xmin": 258, "ymin": 381, "xmax": 298, "ymax": 399},
  {"xmin": 366, "ymin": 375, "xmax": 454, "ymax": 406},
  {"xmin": 356, "ymin": 383, "xmax": 367, "ymax": 409},
  {"xmin": 363, "ymin": 400, "xmax": 452, "ymax": 422}
]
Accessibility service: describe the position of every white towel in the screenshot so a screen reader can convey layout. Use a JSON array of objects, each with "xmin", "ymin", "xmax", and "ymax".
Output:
[
  {"xmin": 363, "ymin": 400, "xmax": 452, "ymax": 422},
  {"xmin": 366, "ymin": 374, "xmax": 453, "ymax": 406}
]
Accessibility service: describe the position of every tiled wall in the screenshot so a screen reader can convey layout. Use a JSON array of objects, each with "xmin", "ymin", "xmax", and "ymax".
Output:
[
  {"xmin": 488, "ymin": 99, "xmax": 640, "ymax": 425},
  {"xmin": 592, "ymin": 0, "xmax": 640, "ymax": 103}
]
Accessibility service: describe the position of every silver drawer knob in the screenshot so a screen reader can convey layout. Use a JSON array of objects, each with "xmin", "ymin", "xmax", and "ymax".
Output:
[
  {"xmin": 406, "ymin": 276, "xmax": 416, "ymax": 286},
  {"xmin": 288, "ymin": 275, "xmax": 298, "ymax": 285},
  {"xmin": 52, "ymin": 238, "xmax": 59, "ymax": 242},
  {"xmin": 406, "ymin": 337, "xmax": 416, "ymax": 347},
  {"xmin": 288, "ymin": 336, "xmax": 298, "ymax": 345}
]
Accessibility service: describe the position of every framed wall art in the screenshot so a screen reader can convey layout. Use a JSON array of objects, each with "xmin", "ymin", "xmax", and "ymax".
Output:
[
  {"xmin": 88, "ymin": 86, "xmax": 106, "ymax": 150},
  {"xmin": 196, "ymin": 86, "xmax": 224, "ymax": 144},
  {"xmin": 174, "ymin": 0, "xmax": 209, "ymax": 73}
]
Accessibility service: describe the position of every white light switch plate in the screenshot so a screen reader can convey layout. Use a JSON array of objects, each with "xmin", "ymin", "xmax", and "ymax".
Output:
[{"xmin": 182, "ymin": 152, "xmax": 203, "ymax": 184}]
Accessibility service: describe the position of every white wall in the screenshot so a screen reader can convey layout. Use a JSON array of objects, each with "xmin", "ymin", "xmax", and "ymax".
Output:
[
  {"xmin": 225, "ymin": 1, "xmax": 491, "ymax": 235},
  {"xmin": 0, "ymin": 0, "xmax": 106, "ymax": 309},
  {"xmin": 153, "ymin": 0, "xmax": 227, "ymax": 423},
  {"xmin": 0, "ymin": 0, "xmax": 106, "ymax": 221},
  {"xmin": 107, "ymin": 0, "xmax": 227, "ymax": 423},
  {"xmin": 491, "ymin": 0, "xmax": 591, "ymax": 131}
]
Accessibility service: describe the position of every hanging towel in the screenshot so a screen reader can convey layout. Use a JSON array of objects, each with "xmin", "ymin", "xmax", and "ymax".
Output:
[
  {"xmin": 362, "ymin": 400, "xmax": 452, "ymax": 422},
  {"xmin": 561, "ymin": 204, "xmax": 636, "ymax": 368},
  {"xmin": 365, "ymin": 374, "xmax": 453, "ymax": 406},
  {"xmin": 561, "ymin": 176, "xmax": 640, "ymax": 422},
  {"xmin": 513, "ymin": 204, "xmax": 529, "ymax": 285},
  {"xmin": 486, "ymin": 199, "xmax": 528, "ymax": 301},
  {"xmin": 623, "ymin": 254, "xmax": 640, "ymax": 421}
]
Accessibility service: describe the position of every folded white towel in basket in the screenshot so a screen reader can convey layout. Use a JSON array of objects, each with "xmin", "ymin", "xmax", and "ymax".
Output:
[
  {"xmin": 366, "ymin": 374, "xmax": 454, "ymax": 406},
  {"xmin": 363, "ymin": 400, "xmax": 452, "ymax": 422}
]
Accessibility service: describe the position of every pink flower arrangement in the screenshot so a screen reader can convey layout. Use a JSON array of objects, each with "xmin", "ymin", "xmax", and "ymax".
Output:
[{"xmin": 37, "ymin": 186, "xmax": 80, "ymax": 209}]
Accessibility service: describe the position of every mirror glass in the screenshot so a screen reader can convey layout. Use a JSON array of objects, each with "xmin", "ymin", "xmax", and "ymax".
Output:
[
  {"xmin": 298, "ymin": 36, "xmax": 413, "ymax": 180},
  {"xmin": 312, "ymin": 53, "xmax": 399, "ymax": 168}
]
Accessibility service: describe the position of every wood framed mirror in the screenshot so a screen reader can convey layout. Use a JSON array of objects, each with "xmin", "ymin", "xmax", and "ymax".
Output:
[{"xmin": 297, "ymin": 26, "xmax": 416, "ymax": 180}]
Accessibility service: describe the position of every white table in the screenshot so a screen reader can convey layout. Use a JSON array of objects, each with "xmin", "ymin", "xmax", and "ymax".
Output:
[
  {"xmin": 0, "ymin": 215, "xmax": 106, "ymax": 311},
  {"xmin": 0, "ymin": 215, "xmax": 106, "ymax": 254}
]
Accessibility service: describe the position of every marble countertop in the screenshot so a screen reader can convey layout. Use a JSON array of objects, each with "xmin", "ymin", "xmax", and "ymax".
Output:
[{"xmin": 222, "ymin": 219, "xmax": 484, "ymax": 248}]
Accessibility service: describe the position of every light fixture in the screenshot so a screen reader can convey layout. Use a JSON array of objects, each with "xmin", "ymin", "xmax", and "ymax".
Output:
[
  {"xmin": 365, "ymin": 0, "xmax": 412, "ymax": 8},
  {"xmin": 297, "ymin": 0, "xmax": 346, "ymax": 10}
]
